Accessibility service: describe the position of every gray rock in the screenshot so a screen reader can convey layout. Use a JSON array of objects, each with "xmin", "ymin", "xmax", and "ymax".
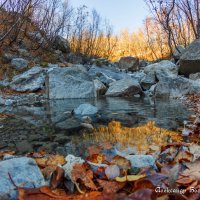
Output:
[
  {"xmin": 155, "ymin": 76, "xmax": 200, "ymax": 98},
  {"xmin": 1, "ymin": 53, "xmax": 15, "ymax": 64},
  {"xmin": 140, "ymin": 72, "xmax": 156, "ymax": 90},
  {"xmin": 180, "ymin": 39, "xmax": 200, "ymax": 76},
  {"xmin": 139, "ymin": 60, "xmax": 151, "ymax": 68},
  {"xmin": 66, "ymin": 52, "xmax": 83, "ymax": 64},
  {"xmin": 11, "ymin": 58, "xmax": 28, "ymax": 70},
  {"xmin": 5, "ymin": 99, "xmax": 15, "ymax": 106},
  {"xmin": 118, "ymin": 56, "xmax": 139, "ymax": 71},
  {"xmin": 46, "ymin": 67, "xmax": 96, "ymax": 99},
  {"xmin": 173, "ymin": 45, "xmax": 185, "ymax": 61},
  {"xmin": 28, "ymin": 31, "xmax": 46, "ymax": 46},
  {"xmin": 16, "ymin": 141, "xmax": 33, "ymax": 153},
  {"xmin": 82, "ymin": 116, "xmax": 93, "ymax": 123},
  {"xmin": 129, "ymin": 71, "xmax": 146, "ymax": 82},
  {"xmin": 94, "ymin": 79, "xmax": 107, "ymax": 96},
  {"xmin": 106, "ymin": 78, "xmax": 142, "ymax": 97},
  {"xmin": 148, "ymin": 84, "xmax": 157, "ymax": 96},
  {"xmin": 0, "ymin": 157, "xmax": 45, "ymax": 199},
  {"xmin": 98, "ymin": 74, "xmax": 115, "ymax": 86},
  {"xmin": 189, "ymin": 72, "xmax": 200, "ymax": 80},
  {"xmin": 18, "ymin": 49, "xmax": 29, "ymax": 57},
  {"xmin": 53, "ymin": 36, "xmax": 70, "ymax": 53},
  {"xmin": 48, "ymin": 63, "xmax": 59, "ymax": 68},
  {"xmin": 10, "ymin": 66, "xmax": 45, "ymax": 92},
  {"xmin": 81, "ymin": 123, "xmax": 94, "ymax": 129},
  {"xmin": 88, "ymin": 65, "xmax": 129, "ymax": 81},
  {"xmin": 74, "ymin": 103, "xmax": 98, "ymax": 116},
  {"xmin": 144, "ymin": 60, "xmax": 178, "ymax": 81},
  {"xmin": 126, "ymin": 155, "xmax": 156, "ymax": 174}
]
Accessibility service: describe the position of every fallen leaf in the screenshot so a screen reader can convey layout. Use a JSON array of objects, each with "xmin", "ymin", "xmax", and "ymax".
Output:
[
  {"xmin": 176, "ymin": 177, "xmax": 193, "ymax": 186},
  {"xmin": 86, "ymin": 154, "xmax": 107, "ymax": 164},
  {"xmin": 71, "ymin": 163, "xmax": 97, "ymax": 190},
  {"xmin": 129, "ymin": 189, "xmax": 156, "ymax": 200},
  {"xmin": 35, "ymin": 155, "xmax": 65, "ymax": 168},
  {"xmin": 111, "ymin": 155, "xmax": 131, "ymax": 171},
  {"xmin": 50, "ymin": 166, "xmax": 65, "ymax": 189},
  {"xmin": 41, "ymin": 165, "xmax": 57, "ymax": 179},
  {"xmin": 116, "ymin": 174, "xmax": 146, "ymax": 182},
  {"xmin": 97, "ymin": 179, "xmax": 126, "ymax": 193}
]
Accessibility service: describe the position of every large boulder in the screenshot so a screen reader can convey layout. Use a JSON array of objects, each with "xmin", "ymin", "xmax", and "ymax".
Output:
[
  {"xmin": 94, "ymin": 79, "xmax": 107, "ymax": 96},
  {"xmin": 118, "ymin": 56, "xmax": 139, "ymax": 72},
  {"xmin": 46, "ymin": 67, "xmax": 96, "ymax": 99},
  {"xmin": 11, "ymin": 58, "xmax": 28, "ymax": 71},
  {"xmin": 74, "ymin": 103, "xmax": 98, "ymax": 116},
  {"xmin": 144, "ymin": 60, "xmax": 178, "ymax": 81},
  {"xmin": 88, "ymin": 65, "xmax": 129, "ymax": 82},
  {"xmin": 53, "ymin": 36, "xmax": 70, "ymax": 53},
  {"xmin": 189, "ymin": 73, "xmax": 200, "ymax": 80},
  {"xmin": 173, "ymin": 45, "xmax": 185, "ymax": 61},
  {"xmin": 10, "ymin": 66, "xmax": 45, "ymax": 92},
  {"xmin": 0, "ymin": 157, "xmax": 45, "ymax": 199},
  {"xmin": 106, "ymin": 78, "xmax": 142, "ymax": 97},
  {"xmin": 179, "ymin": 39, "xmax": 200, "ymax": 76},
  {"xmin": 155, "ymin": 76, "xmax": 200, "ymax": 98},
  {"xmin": 140, "ymin": 73, "xmax": 156, "ymax": 90}
]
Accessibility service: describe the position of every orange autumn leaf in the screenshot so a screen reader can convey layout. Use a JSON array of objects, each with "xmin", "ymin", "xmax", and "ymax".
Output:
[
  {"xmin": 86, "ymin": 154, "xmax": 107, "ymax": 164},
  {"xmin": 71, "ymin": 163, "xmax": 97, "ymax": 190},
  {"xmin": 35, "ymin": 155, "xmax": 65, "ymax": 168}
]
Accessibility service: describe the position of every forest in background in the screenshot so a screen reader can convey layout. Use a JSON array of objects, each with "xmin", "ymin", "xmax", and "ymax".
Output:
[{"xmin": 0, "ymin": 0, "xmax": 199, "ymax": 61}]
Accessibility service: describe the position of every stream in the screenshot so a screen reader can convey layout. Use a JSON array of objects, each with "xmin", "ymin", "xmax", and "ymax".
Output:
[{"xmin": 0, "ymin": 96, "xmax": 193, "ymax": 157}]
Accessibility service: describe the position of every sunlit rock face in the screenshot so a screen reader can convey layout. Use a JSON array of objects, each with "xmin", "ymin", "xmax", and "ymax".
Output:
[{"xmin": 180, "ymin": 39, "xmax": 200, "ymax": 76}]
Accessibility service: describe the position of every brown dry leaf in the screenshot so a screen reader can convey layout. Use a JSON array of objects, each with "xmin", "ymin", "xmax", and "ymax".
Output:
[
  {"xmin": 129, "ymin": 188, "xmax": 156, "ymax": 200},
  {"xmin": 86, "ymin": 154, "xmax": 107, "ymax": 164},
  {"xmin": 41, "ymin": 165, "xmax": 57, "ymax": 179},
  {"xmin": 161, "ymin": 142, "xmax": 190, "ymax": 152},
  {"xmin": 134, "ymin": 180, "xmax": 155, "ymax": 191},
  {"xmin": 111, "ymin": 155, "xmax": 131, "ymax": 171},
  {"xmin": 97, "ymin": 179, "xmax": 126, "ymax": 193},
  {"xmin": 180, "ymin": 160, "xmax": 200, "ymax": 181},
  {"xmin": 71, "ymin": 163, "xmax": 97, "ymax": 190},
  {"xmin": 35, "ymin": 157, "xmax": 48, "ymax": 168},
  {"xmin": 174, "ymin": 151, "xmax": 193, "ymax": 163},
  {"xmin": 35, "ymin": 154, "xmax": 65, "ymax": 168},
  {"xmin": 18, "ymin": 186, "xmax": 69, "ymax": 200},
  {"xmin": 46, "ymin": 155, "xmax": 65, "ymax": 166},
  {"xmin": 176, "ymin": 177, "xmax": 194, "ymax": 186},
  {"xmin": 50, "ymin": 166, "xmax": 65, "ymax": 189}
]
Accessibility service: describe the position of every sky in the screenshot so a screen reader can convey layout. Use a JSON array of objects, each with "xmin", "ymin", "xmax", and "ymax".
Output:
[{"xmin": 69, "ymin": 0, "xmax": 149, "ymax": 34}]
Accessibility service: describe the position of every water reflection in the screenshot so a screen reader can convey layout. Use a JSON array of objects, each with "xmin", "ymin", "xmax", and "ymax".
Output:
[{"xmin": 0, "ymin": 97, "xmax": 192, "ymax": 155}]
